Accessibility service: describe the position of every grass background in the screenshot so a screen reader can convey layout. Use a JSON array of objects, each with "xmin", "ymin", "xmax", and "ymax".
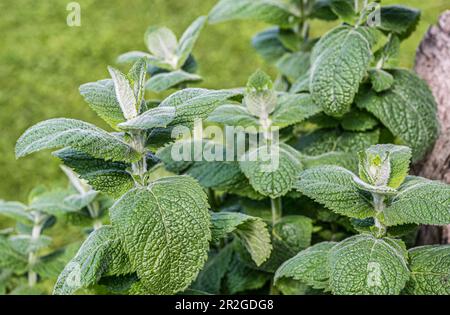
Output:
[{"xmin": 1, "ymin": 0, "xmax": 449, "ymax": 202}]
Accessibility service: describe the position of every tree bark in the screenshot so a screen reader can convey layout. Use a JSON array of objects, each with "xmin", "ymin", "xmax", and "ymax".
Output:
[{"xmin": 414, "ymin": 10, "xmax": 450, "ymax": 245}]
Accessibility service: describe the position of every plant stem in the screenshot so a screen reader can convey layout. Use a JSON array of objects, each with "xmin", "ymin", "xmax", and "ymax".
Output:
[
  {"xmin": 28, "ymin": 214, "xmax": 42, "ymax": 287},
  {"xmin": 373, "ymin": 194, "xmax": 386, "ymax": 237},
  {"xmin": 131, "ymin": 131, "xmax": 148, "ymax": 185},
  {"xmin": 271, "ymin": 197, "xmax": 282, "ymax": 226}
]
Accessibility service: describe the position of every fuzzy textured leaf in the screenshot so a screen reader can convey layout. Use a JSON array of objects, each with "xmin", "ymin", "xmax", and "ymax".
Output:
[
  {"xmin": 240, "ymin": 144, "xmax": 303, "ymax": 198},
  {"xmin": 356, "ymin": 69, "xmax": 438, "ymax": 161},
  {"xmin": 405, "ymin": 245, "xmax": 450, "ymax": 295},
  {"xmin": 385, "ymin": 178, "xmax": 450, "ymax": 226},
  {"xmin": 207, "ymin": 104, "xmax": 259, "ymax": 128},
  {"xmin": 176, "ymin": 16, "xmax": 207, "ymax": 67},
  {"xmin": 209, "ymin": 0, "xmax": 298, "ymax": 27},
  {"xmin": 275, "ymin": 242, "xmax": 336, "ymax": 290},
  {"xmin": 211, "ymin": 212, "xmax": 272, "ymax": 266},
  {"xmin": 16, "ymin": 118, "xmax": 140, "ymax": 162},
  {"xmin": 108, "ymin": 67, "xmax": 138, "ymax": 120},
  {"xmin": 54, "ymin": 148, "xmax": 133, "ymax": 198},
  {"xmin": 310, "ymin": 26, "xmax": 375, "ymax": 117},
  {"xmin": 271, "ymin": 94, "xmax": 322, "ymax": 128},
  {"xmin": 160, "ymin": 88, "xmax": 242, "ymax": 125},
  {"xmin": 368, "ymin": 69, "xmax": 394, "ymax": 93},
  {"xmin": 377, "ymin": 5, "xmax": 421, "ymax": 38},
  {"xmin": 118, "ymin": 107, "xmax": 175, "ymax": 131},
  {"xmin": 146, "ymin": 71, "xmax": 202, "ymax": 93},
  {"xmin": 273, "ymin": 216, "xmax": 313, "ymax": 253},
  {"xmin": 53, "ymin": 226, "xmax": 131, "ymax": 295},
  {"xmin": 79, "ymin": 79, "xmax": 125, "ymax": 128},
  {"xmin": 295, "ymin": 166, "xmax": 375, "ymax": 219},
  {"xmin": 110, "ymin": 176, "xmax": 211, "ymax": 294},
  {"xmin": 329, "ymin": 235, "xmax": 409, "ymax": 295},
  {"xmin": 0, "ymin": 201, "xmax": 33, "ymax": 225}
]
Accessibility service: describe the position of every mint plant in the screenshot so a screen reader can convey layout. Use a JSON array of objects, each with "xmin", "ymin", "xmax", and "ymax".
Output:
[
  {"xmin": 9, "ymin": 0, "xmax": 446, "ymax": 296},
  {"xmin": 209, "ymin": 0, "xmax": 438, "ymax": 162},
  {"xmin": 0, "ymin": 187, "xmax": 80, "ymax": 294},
  {"xmin": 118, "ymin": 16, "xmax": 206, "ymax": 93},
  {"xmin": 59, "ymin": 165, "xmax": 112, "ymax": 230},
  {"xmin": 15, "ymin": 55, "xmax": 273, "ymax": 294},
  {"xmin": 275, "ymin": 144, "xmax": 450, "ymax": 295}
]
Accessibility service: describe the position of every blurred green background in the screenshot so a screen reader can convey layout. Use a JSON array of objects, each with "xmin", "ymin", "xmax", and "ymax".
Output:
[{"xmin": 1, "ymin": 0, "xmax": 449, "ymax": 202}]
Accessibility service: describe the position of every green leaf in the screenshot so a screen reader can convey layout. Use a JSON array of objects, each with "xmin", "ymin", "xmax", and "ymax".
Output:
[
  {"xmin": 374, "ymin": 35, "xmax": 401, "ymax": 67},
  {"xmin": 385, "ymin": 177, "xmax": 450, "ymax": 226},
  {"xmin": 405, "ymin": 245, "xmax": 450, "ymax": 295},
  {"xmin": 275, "ymin": 241, "xmax": 336, "ymax": 290},
  {"xmin": 0, "ymin": 236, "xmax": 27, "ymax": 272},
  {"xmin": 252, "ymin": 28, "xmax": 288, "ymax": 63},
  {"xmin": 311, "ymin": 26, "xmax": 375, "ymax": 117},
  {"xmin": 271, "ymin": 94, "xmax": 322, "ymax": 128},
  {"xmin": 368, "ymin": 69, "xmax": 394, "ymax": 93},
  {"xmin": 225, "ymin": 251, "xmax": 270, "ymax": 294},
  {"xmin": 0, "ymin": 201, "xmax": 33, "ymax": 225},
  {"xmin": 289, "ymin": 72, "xmax": 310, "ymax": 93},
  {"xmin": 330, "ymin": 0, "xmax": 356, "ymax": 23},
  {"xmin": 8, "ymin": 235, "xmax": 52, "ymax": 255},
  {"xmin": 176, "ymin": 16, "xmax": 207, "ymax": 68},
  {"xmin": 340, "ymin": 109, "xmax": 379, "ymax": 131},
  {"xmin": 63, "ymin": 191, "xmax": 99, "ymax": 211},
  {"xmin": 275, "ymin": 52, "xmax": 310, "ymax": 81},
  {"xmin": 310, "ymin": 0, "xmax": 339, "ymax": 21},
  {"xmin": 117, "ymin": 107, "xmax": 175, "ymax": 131},
  {"xmin": 356, "ymin": 69, "xmax": 438, "ymax": 161},
  {"xmin": 244, "ymin": 70, "xmax": 277, "ymax": 118},
  {"xmin": 28, "ymin": 188, "xmax": 79, "ymax": 215},
  {"xmin": 296, "ymin": 129, "xmax": 380, "ymax": 156},
  {"xmin": 145, "ymin": 70, "xmax": 202, "ymax": 93},
  {"xmin": 107, "ymin": 66, "xmax": 138, "ymax": 120},
  {"xmin": 110, "ymin": 176, "xmax": 211, "ymax": 294},
  {"xmin": 302, "ymin": 151, "xmax": 357, "ymax": 172},
  {"xmin": 145, "ymin": 26, "xmax": 178, "ymax": 69},
  {"xmin": 53, "ymin": 148, "xmax": 133, "ymax": 199},
  {"xmin": 191, "ymin": 244, "xmax": 234, "ymax": 294},
  {"xmin": 240, "ymin": 143, "xmax": 303, "ymax": 198},
  {"xmin": 211, "ymin": 212, "xmax": 272, "ymax": 266},
  {"xmin": 160, "ymin": 88, "xmax": 242, "ymax": 125},
  {"xmin": 33, "ymin": 243, "xmax": 81, "ymax": 279},
  {"xmin": 185, "ymin": 161, "xmax": 244, "ymax": 190},
  {"xmin": 377, "ymin": 5, "xmax": 421, "ymax": 38},
  {"xmin": 128, "ymin": 59, "xmax": 147, "ymax": 107},
  {"xmin": 53, "ymin": 226, "xmax": 131, "ymax": 295},
  {"xmin": 207, "ymin": 104, "xmax": 259, "ymax": 128},
  {"xmin": 209, "ymin": 0, "xmax": 298, "ymax": 27},
  {"xmin": 16, "ymin": 118, "xmax": 140, "ymax": 163},
  {"xmin": 329, "ymin": 235, "xmax": 409, "ymax": 295},
  {"xmin": 273, "ymin": 215, "xmax": 313, "ymax": 252},
  {"xmin": 117, "ymin": 51, "xmax": 153, "ymax": 64},
  {"xmin": 358, "ymin": 144, "xmax": 412, "ymax": 189},
  {"xmin": 295, "ymin": 165, "xmax": 375, "ymax": 219},
  {"xmin": 79, "ymin": 79, "xmax": 125, "ymax": 129}
]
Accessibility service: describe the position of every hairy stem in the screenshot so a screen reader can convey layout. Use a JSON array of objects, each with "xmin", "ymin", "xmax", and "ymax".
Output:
[
  {"xmin": 131, "ymin": 131, "xmax": 148, "ymax": 185},
  {"xmin": 28, "ymin": 214, "xmax": 43, "ymax": 287},
  {"xmin": 373, "ymin": 194, "xmax": 386, "ymax": 237},
  {"xmin": 85, "ymin": 197, "xmax": 103, "ymax": 230},
  {"xmin": 271, "ymin": 197, "xmax": 282, "ymax": 226}
]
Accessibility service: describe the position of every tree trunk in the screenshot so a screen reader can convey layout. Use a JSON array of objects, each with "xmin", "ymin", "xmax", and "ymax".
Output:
[{"xmin": 414, "ymin": 10, "xmax": 450, "ymax": 245}]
